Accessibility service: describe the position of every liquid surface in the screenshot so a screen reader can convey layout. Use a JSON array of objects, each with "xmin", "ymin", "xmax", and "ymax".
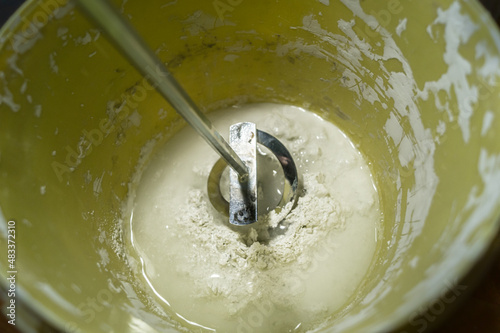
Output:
[{"xmin": 125, "ymin": 103, "xmax": 380, "ymax": 332}]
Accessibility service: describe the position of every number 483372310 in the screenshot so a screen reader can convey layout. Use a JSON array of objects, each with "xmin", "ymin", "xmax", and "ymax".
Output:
[{"xmin": 7, "ymin": 220, "xmax": 16, "ymax": 269}]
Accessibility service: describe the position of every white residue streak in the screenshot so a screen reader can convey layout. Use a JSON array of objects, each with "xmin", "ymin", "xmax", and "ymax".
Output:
[
  {"xmin": 57, "ymin": 26, "xmax": 69, "ymax": 39},
  {"xmin": 335, "ymin": 9, "xmax": 438, "ymax": 250},
  {"xmin": 182, "ymin": 11, "xmax": 218, "ymax": 36},
  {"xmin": 158, "ymin": 108, "xmax": 167, "ymax": 120},
  {"xmin": 74, "ymin": 32, "xmax": 92, "ymax": 45},
  {"xmin": 295, "ymin": 15, "xmax": 384, "ymax": 105},
  {"xmin": 398, "ymin": 136, "xmax": 416, "ymax": 168},
  {"xmin": 396, "ymin": 18, "xmax": 407, "ymax": 37},
  {"xmin": 7, "ymin": 0, "xmax": 72, "ymax": 55},
  {"xmin": 160, "ymin": 0, "xmax": 178, "ymax": 8},
  {"xmin": 468, "ymin": 149, "xmax": 500, "ymax": 223},
  {"xmin": 481, "ymin": 111, "xmax": 494, "ymax": 136},
  {"xmin": 384, "ymin": 113, "xmax": 404, "ymax": 145},
  {"xmin": 475, "ymin": 41, "xmax": 500, "ymax": 81},
  {"xmin": 129, "ymin": 111, "xmax": 142, "ymax": 127},
  {"xmin": 319, "ymin": 0, "xmax": 445, "ymax": 330},
  {"xmin": 331, "ymin": 1, "xmax": 500, "ymax": 332},
  {"xmin": 7, "ymin": 54, "xmax": 23, "ymax": 76},
  {"xmin": 223, "ymin": 54, "xmax": 239, "ymax": 62},
  {"xmin": 22, "ymin": 219, "xmax": 32, "ymax": 227},
  {"xmin": 409, "ymin": 256, "xmax": 419, "ymax": 269},
  {"xmin": 0, "ymin": 71, "xmax": 20, "ymax": 112},
  {"xmin": 49, "ymin": 52, "xmax": 59, "ymax": 74},
  {"xmin": 98, "ymin": 248, "xmax": 110, "ymax": 266},
  {"xmin": 422, "ymin": 148, "xmax": 500, "ymax": 304},
  {"xmin": 10, "ymin": 30, "xmax": 43, "ymax": 54},
  {"xmin": 93, "ymin": 172, "xmax": 105, "ymax": 196},
  {"xmin": 53, "ymin": 3, "xmax": 73, "ymax": 19},
  {"xmin": 437, "ymin": 120, "xmax": 446, "ymax": 136},
  {"xmin": 20, "ymin": 80, "xmax": 28, "ymax": 94},
  {"xmin": 71, "ymin": 283, "xmax": 82, "ymax": 294},
  {"xmin": 420, "ymin": 2, "xmax": 479, "ymax": 143},
  {"xmin": 73, "ymin": 29, "xmax": 101, "ymax": 46},
  {"xmin": 35, "ymin": 105, "xmax": 42, "ymax": 118}
]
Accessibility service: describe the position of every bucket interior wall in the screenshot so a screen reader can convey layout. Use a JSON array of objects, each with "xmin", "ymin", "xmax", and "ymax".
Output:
[{"xmin": 0, "ymin": 0, "xmax": 500, "ymax": 332}]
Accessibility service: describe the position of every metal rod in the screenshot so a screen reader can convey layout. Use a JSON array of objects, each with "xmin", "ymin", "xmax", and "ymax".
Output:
[{"xmin": 76, "ymin": 0, "xmax": 249, "ymax": 178}]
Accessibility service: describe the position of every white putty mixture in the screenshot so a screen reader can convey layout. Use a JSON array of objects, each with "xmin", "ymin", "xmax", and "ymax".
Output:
[{"xmin": 125, "ymin": 103, "xmax": 380, "ymax": 332}]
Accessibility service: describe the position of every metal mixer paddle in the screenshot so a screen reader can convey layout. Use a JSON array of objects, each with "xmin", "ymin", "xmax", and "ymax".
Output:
[{"xmin": 76, "ymin": 0, "xmax": 299, "ymax": 225}]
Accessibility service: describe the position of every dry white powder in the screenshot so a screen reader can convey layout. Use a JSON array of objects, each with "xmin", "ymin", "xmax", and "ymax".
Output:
[
  {"xmin": 176, "ymin": 172, "xmax": 346, "ymax": 312},
  {"xmin": 125, "ymin": 103, "xmax": 380, "ymax": 332}
]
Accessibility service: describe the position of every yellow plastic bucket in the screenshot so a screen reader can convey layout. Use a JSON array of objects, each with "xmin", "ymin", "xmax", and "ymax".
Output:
[{"xmin": 1, "ymin": 0, "xmax": 500, "ymax": 332}]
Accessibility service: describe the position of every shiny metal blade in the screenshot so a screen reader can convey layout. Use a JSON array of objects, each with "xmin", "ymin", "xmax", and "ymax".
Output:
[{"xmin": 229, "ymin": 122, "xmax": 258, "ymax": 225}]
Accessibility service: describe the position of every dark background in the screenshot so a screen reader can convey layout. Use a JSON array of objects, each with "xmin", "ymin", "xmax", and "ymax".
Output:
[
  {"xmin": 0, "ymin": 1, "xmax": 499, "ymax": 333},
  {"xmin": 0, "ymin": 0, "xmax": 22, "ymax": 26},
  {"xmin": 484, "ymin": 0, "xmax": 500, "ymax": 23}
]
